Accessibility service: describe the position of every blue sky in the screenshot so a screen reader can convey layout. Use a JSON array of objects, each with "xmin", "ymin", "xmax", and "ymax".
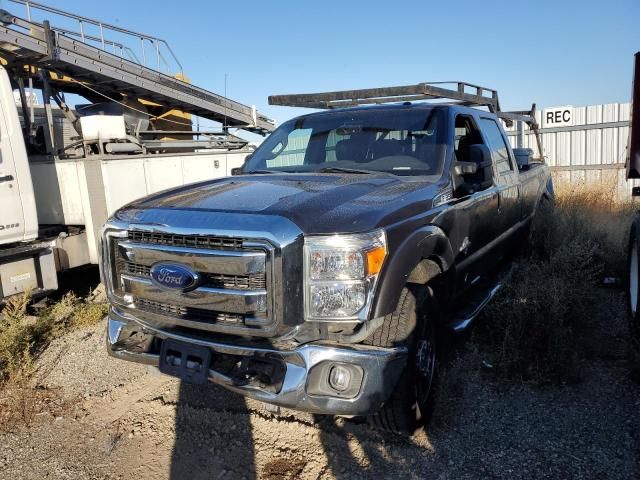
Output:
[{"xmin": 4, "ymin": 0, "xmax": 638, "ymax": 133}]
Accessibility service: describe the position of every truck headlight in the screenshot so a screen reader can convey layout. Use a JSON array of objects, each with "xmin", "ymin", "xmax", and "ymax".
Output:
[{"xmin": 304, "ymin": 229, "xmax": 387, "ymax": 321}]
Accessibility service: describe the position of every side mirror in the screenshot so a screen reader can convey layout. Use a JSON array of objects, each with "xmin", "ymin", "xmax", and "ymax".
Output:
[
  {"xmin": 513, "ymin": 148, "xmax": 533, "ymax": 169},
  {"xmin": 454, "ymin": 161, "xmax": 478, "ymax": 176},
  {"xmin": 454, "ymin": 144, "xmax": 493, "ymax": 196},
  {"xmin": 468, "ymin": 144, "xmax": 492, "ymax": 166}
]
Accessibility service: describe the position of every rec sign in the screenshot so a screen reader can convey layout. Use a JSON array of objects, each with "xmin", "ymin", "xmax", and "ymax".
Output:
[{"xmin": 542, "ymin": 106, "xmax": 574, "ymax": 128}]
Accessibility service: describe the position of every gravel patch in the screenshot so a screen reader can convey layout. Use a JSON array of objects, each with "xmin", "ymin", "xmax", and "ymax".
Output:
[{"xmin": 0, "ymin": 290, "xmax": 638, "ymax": 479}]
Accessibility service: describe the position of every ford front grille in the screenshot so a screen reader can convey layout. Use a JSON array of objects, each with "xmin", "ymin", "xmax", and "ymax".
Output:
[{"xmin": 105, "ymin": 230, "xmax": 277, "ymax": 336}]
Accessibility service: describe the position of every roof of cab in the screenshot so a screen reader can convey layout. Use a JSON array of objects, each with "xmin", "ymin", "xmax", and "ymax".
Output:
[{"xmin": 289, "ymin": 102, "xmax": 494, "ymax": 122}]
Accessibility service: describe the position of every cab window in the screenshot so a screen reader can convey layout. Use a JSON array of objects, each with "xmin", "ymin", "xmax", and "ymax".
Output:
[{"xmin": 479, "ymin": 118, "xmax": 513, "ymax": 174}]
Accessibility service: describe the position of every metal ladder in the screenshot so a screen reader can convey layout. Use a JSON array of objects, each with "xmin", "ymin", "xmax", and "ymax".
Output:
[{"xmin": 0, "ymin": 2, "xmax": 274, "ymax": 134}]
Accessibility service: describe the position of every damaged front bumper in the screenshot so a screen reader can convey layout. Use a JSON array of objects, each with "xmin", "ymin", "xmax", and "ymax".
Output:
[{"xmin": 106, "ymin": 307, "xmax": 407, "ymax": 416}]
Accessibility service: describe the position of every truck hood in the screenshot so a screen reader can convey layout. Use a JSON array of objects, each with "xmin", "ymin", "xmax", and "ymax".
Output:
[{"xmin": 121, "ymin": 173, "xmax": 443, "ymax": 234}]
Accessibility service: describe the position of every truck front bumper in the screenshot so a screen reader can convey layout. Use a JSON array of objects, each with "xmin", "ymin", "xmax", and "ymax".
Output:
[{"xmin": 106, "ymin": 307, "xmax": 407, "ymax": 416}]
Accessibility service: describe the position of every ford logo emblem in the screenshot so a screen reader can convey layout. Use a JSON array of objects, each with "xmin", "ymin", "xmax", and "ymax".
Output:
[{"xmin": 150, "ymin": 263, "xmax": 199, "ymax": 291}]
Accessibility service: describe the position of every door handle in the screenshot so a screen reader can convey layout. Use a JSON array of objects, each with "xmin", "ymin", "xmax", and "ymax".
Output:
[{"xmin": 0, "ymin": 174, "xmax": 14, "ymax": 183}]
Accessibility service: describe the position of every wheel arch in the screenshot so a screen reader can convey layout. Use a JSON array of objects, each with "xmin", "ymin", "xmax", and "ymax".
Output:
[{"xmin": 371, "ymin": 225, "xmax": 454, "ymax": 319}]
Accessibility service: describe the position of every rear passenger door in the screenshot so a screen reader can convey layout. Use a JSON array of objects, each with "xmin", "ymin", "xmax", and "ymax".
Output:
[{"xmin": 479, "ymin": 118, "xmax": 520, "ymax": 238}]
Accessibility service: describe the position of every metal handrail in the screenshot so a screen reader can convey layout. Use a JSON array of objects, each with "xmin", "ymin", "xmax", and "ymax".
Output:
[
  {"xmin": 8, "ymin": 0, "xmax": 182, "ymax": 73},
  {"xmin": 56, "ymin": 29, "xmax": 143, "ymax": 64}
]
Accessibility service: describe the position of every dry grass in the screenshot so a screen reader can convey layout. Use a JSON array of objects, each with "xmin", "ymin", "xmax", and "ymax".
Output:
[
  {"xmin": 0, "ymin": 289, "xmax": 107, "ymax": 428},
  {"xmin": 0, "ymin": 292, "xmax": 48, "ymax": 384},
  {"xmin": 544, "ymin": 181, "xmax": 636, "ymax": 278},
  {"xmin": 49, "ymin": 292, "xmax": 109, "ymax": 329},
  {"xmin": 0, "ymin": 291, "xmax": 108, "ymax": 383},
  {"xmin": 475, "ymin": 180, "xmax": 636, "ymax": 384}
]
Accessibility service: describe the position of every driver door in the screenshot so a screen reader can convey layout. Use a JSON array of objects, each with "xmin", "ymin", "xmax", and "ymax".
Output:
[{"xmin": 451, "ymin": 114, "xmax": 500, "ymax": 290}]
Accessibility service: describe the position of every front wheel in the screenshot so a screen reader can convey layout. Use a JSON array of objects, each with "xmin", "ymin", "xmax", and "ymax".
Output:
[{"xmin": 365, "ymin": 286, "xmax": 437, "ymax": 434}]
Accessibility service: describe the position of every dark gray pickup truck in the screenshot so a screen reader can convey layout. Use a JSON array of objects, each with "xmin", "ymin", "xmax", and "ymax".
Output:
[{"xmin": 101, "ymin": 82, "xmax": 553, "ymax": 433}]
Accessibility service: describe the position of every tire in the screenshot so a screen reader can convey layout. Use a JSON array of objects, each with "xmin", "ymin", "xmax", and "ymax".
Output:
[
  {"xmin": 628, "ymin": 216, "xmax": 640, "ymax": 336},
  {"xmin": 364, "ymin": 286, "xmax": 437, "ymax": 434}
]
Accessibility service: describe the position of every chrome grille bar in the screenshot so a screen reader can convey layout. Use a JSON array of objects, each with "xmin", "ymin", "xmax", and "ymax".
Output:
[
  {"xmin": 118, "ymin": 260, "xmax": 266, "ymax": 290},
  {"xmin": 128, "ymin": 231, "xmax": 244, "ymax": 250},
  {"xmin": 121, "ymin": 275, "xmax": 268, "ymax": 314},
  {"xmin": 117, "ymin": 241, "xmax": 266, "ymax": 275},
  {"xmin": 134, "ymin": 299, "xmax": 245, "ymax": 325}
]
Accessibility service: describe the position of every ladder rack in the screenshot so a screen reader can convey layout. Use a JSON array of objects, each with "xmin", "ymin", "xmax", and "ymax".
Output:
[
  {"xmin": 269, "ymin": 81, "xmax": 544, "ymax": 158},
  {"xmin": 0, "ymin": 8, "xmax": 275, "ymax": 134},
  {"xmin": 269, "ymin": 81, "xmax": 502, "ymax": 112}
]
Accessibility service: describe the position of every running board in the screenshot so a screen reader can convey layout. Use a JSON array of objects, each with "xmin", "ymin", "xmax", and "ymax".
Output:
[{"xmin": 448, "ymin": 283, "xmax": 502, "ymax": 333}]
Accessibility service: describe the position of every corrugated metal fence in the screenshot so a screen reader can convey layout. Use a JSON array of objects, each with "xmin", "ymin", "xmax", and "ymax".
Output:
[{"xmin": 503, "ymin": 103, "xmax": 633, "ymax": 199}]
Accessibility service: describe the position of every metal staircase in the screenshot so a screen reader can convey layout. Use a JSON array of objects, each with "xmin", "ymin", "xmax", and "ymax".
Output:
[{"xmin": 0, "ymin": 1, "xmax": 274, "ymax": 134}]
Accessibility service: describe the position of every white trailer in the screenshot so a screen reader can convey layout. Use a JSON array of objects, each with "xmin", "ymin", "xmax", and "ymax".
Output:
[{"xmin": 0, "ymin": 4, "xmax": 273, "ymax": 300}]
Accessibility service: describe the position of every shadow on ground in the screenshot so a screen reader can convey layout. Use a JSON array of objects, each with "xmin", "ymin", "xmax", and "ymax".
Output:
[
  {"xmin": 166, "ymin": 291, "xmax": 640, "ymax": 479},
  {"xmin": 171, "ymin": 382, "xmax": 256, "ymax": 479},
  {"xmin": 168, "ymin": 377, "xmax": 427, "ymax": 479}
]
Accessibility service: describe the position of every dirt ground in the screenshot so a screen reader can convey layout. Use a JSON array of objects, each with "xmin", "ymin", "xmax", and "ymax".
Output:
[{"xmin": 1, "ymin": 290, "xmax": 639, "ymax": 480}]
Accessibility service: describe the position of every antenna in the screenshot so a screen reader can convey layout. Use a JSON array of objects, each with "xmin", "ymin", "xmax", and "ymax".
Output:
[{"xmin": 223, "ymin": 73, "xmax": 228, "ymax": 132}]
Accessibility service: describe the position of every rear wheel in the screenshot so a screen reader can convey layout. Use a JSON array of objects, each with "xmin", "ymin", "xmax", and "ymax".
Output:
[{"xmin": 365, "ymin": 286, "xmax": 437, "ymax": 434}]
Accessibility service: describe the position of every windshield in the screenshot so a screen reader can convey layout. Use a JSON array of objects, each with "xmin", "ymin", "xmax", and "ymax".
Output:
[{"xmin": 244, "ymin": 107, "xmax": 447, "ymax": 176}]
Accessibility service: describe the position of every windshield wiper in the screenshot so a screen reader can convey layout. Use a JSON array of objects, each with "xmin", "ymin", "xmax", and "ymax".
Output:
[
  {"xmin": 317, "ymin": 166, "xmax": 379, "ymax": 175},
  {"xmin": 245, "ymin": 169, "xmax": 280, "ymax": 174}
]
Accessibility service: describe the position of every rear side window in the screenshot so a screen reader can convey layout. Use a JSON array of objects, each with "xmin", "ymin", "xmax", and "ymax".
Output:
[{"xmin": 479, "ymin": 118, "xmax": 513, "ymax": 174}]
